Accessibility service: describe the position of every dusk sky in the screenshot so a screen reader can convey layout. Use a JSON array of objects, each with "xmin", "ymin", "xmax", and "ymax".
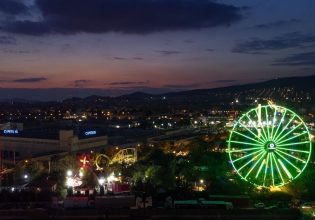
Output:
[{"xmin": 0, "ymin": 0, "xmax": 315, "ymax": 99}]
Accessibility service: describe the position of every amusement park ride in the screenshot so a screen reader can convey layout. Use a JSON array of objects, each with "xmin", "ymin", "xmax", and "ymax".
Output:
[
  {"xmin": 94, "ymin": 148, "xmax": 137, "ymax": 170},
  {"xmin": 65, "ymin": 148, "xmax": 137, "ymax": 190},
  {"xmin": 227, "ymin": 103, "xmax": 312, "ymax": 188}
]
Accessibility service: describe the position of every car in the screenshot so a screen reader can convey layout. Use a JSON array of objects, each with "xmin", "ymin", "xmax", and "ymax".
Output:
[{"xmin": 254, "ymin": 202, "xmax": 265, "ymax": 209}]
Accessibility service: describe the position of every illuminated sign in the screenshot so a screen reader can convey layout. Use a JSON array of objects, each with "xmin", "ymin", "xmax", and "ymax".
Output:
[
  {"xmin": 3, "ymin": 129, "xmax": 19, "ymax": 134},
  {"xmin": 85, "ymin": 130, "xmax": 96, "ymax": 136},
  {"xmin": 80, "ymin": 156, "xmax": 90, "ymax": 168}
]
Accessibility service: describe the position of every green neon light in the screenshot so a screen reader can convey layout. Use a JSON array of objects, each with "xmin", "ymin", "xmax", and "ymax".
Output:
[
  {"xmin": 270, "ymin": 107, "xmax": 277, "ymax": 139},
  {"xmin": 277, "ymin": 141, "xmax": 310, "ymax": 147},
  {"xmin": 232, "ymin": 149, "xmax": 264, "ymax": 163},
  {"xmin": 229, "ymin": 140, "xmax": 263, "ymax": 147},
  {"xmin": 228, "ymin": 147, "xmax": 263, "ymax": 153},
  {"xmin": 272, "ymin": 109, "xmax": 287, "ymax": 143},
  {"xmin": 274, "ymin": 151, "xmax": 301, "ymax": 172},
  {"xmin": 276, "ymin": 149, "xmax": 307, "ymax": 163},
  {"xmin": 255, "ymin": 110, "xmax": 269, "ymax": 142},
  {"xmin": 275, "ymin": 123, "xmax": 303, "ymax": 143},
  {"xmin": 265, "ymin": 106, "xmax": 270, "ymax": 140},
  {"xmin": 232, "ymin": 130, "xmax": 264, "ymax": 145},
  {"xmin": 276, "ymin": 131, "xmax": 308, "ymax": 145},
  {"xmin": 278, "ymin": 159, "xmax": 293, "ymax": 179},
  {"xmin": 270, "ymin": 152, "xmax": 275, "ymax": 185},
  {"xmin": 227, "ymin": 104, "xmax": 312, "ymax": 188},
  {"xmin": 277, "ymin": 147, "xmax": 310, "ymax": 154},
  {"xmin": 245, "ymin": 113, "xmax": 267, "ymax": 142},
  {"xmin": 255, "ymin": 157, "xmax": 265, "ymax": 178},
  {"xmin": 244, "ymin": 152, "xmax": 267, "ymax": 179},
  {"xmin": 272, "ymin": 153, "xmax": 284, "ymax": 186},
  {"xmin": 263, "ymin": 153, "xmax": 270, "ymax": 186},
  {"xmin": 273, "ymin": 114, "xmax": 296, "ymax": 142},
  {"xmin": 237, "ymin": 151, "xmax": 265, "ymax": 172},
  {"xmin": 238, "ymin": 118, "xmax": 266, "ymax": 143}
]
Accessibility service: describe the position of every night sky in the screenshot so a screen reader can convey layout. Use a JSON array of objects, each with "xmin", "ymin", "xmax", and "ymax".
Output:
[{"xmin": 0, "ymin": 0, "xmax": 315, "ymax": 99}]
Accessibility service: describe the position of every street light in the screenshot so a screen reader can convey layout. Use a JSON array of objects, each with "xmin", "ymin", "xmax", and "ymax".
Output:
[
  {"xmin": 67, "ymin": 170, "xmax": 73, "ymax": 177},
  {"xmin": 98, "ymin": 177, "xmax": 105, "ymax": 185},
  {"xmin": 23, "ymin": 174, "xmax": 29, "ymax": 180},
  {"xmin": 79, "ymin": 170, "xmax": 84, "ymax": 178}
]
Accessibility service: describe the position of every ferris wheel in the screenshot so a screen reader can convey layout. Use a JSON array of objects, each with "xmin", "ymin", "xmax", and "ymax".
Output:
[{"xmin": 227, "ymin": 104, "xmax": 312, "ymax": 187}]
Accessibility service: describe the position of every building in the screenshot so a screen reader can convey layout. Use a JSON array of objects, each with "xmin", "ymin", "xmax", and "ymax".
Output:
[{"xmin": 0, "ymin": 125, "xmax": 107, "ymax": 162}]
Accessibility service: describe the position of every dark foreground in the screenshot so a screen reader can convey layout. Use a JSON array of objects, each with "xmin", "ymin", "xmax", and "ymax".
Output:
[{"xmin": 0, "ymin": 208, "xmax": 304, "ymax": 220}]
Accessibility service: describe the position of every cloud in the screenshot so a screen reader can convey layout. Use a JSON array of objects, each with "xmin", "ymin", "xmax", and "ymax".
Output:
[
  {"xmin": 132, "ymin": 57, "xmax": 144, "ymax": 60},
  {"xmin": 163, "ymin": 82, "xmax": 212, "ymax": 89},
  {"xmin": 2, "ymin": 49, "xmax": 31, "ymax": 54},
  {"xmin": 107, "ymin": 80, "xmax": 150, "ymax": 86},
  {"xmin": 247, "ymin": 19, "xmax": 300, "ymax": 30},
  {"xmin": 206, "ymin": 48, "xmax": 215, "ymax": 52},
  {"xmin": 157, "ymin": 50, "xmax": 181, "ymax": 56},
  {"xmin": 2, "ymin": 0, "xmax": 243, "ymax": 35},
  {"xmin": 73, "ymin": 80, "xmax": 92, "ymax": 87},
  {"xmin": 112, "ymin": 56, "xmax": 144, "ymax": 60},
  {"xmin": 232, "ymin": 32, "xmax": 315, "ymax": 54},
  {"xmin": 13, "ymin": 77, "xmax": 47, "ymax": 83},
  {"xmin": 113, "ymin": 57, "xmax": 128, "ymax": 60},
  {"xmin": 272, "ymin": 52, "xmax": 315, "ymax": 66},
  {"xmin": 184, "ymin": 39, "xmax": 194, "ymax": 44},
  {"xmin": 213, "ymin": 79, "xmax": 239, "ymax": 83},
  {"xmin": 0, "ymin": 36, "xmax": 16, "ymax": 45},
  {"xmin": 0, "ymin": 0, "xmax": 28, "ymax": 15}
]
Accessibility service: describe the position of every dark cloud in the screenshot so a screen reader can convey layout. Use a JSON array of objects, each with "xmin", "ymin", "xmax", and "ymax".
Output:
[
  {"xmin": 4, "ymin": 21, "xmax": 51, "ymax": 36},
  {"xmin": 132, "ymin": 57, "xmax": 144, "ymax": 60},
  {"xmin": 232, "ymin": 32, "xmax": 315, "ymax": 54},
  {"xmin": 3, "ymin": 0, "xmax": 243, "ymax": 35},
  {"xmin": 0, "ymin": 0, "xmax": 28, "ymax": 15},
  {"xmin": 107, "ymin": 80, "xmax": 150, "ymax": 86},
  {"xmin": 206, "ymin": 48, "xmax": 215, "ymax": 52},
  {"xmin": 113, "ymin": 57, "xmax": 128, "ymax": 60},
  {"xmin": 157, "ymin": 50, "xmax": 181, "ymax": 56},
  {"xmin": 0, "ymin": 36, "xmax": 16, "ymax": 45},
  {"xmin": 184, "ymin": 39, "xmax": 194, "ymax": 44},
  {"xmin": 248, "ymin": 19, "xmax": 300, "ymax": 30},
  {"xmin": 13, "ymin": 77, "xmax": 47, "ymax": 83},
  {"xmin": 2, "ymin": 49, "xmax": 31, "ymax": 54},
  {"xmin": 272, "ymin": 52, "xmax": 315, "ymax": 66},
  {"xmin": 112, "ymin": 56, "xmax": 144, "ymax": 60},
  {"xmin": 73, "ymin": 80, "xmax": 92, "ymax": 88},
  {"xmin": 163, "ymin": 82, "xmax": 212, "ymax": 89}
]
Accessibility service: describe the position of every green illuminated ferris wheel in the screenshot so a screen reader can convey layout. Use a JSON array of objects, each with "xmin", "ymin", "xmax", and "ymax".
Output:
[{"xmin": 227, "ymin": 104, "xmax": 312, "ymax": 187}]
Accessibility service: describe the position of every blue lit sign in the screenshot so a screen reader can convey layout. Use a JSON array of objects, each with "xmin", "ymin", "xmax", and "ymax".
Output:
[
  {"xmin": 3, "ymin": 129, "xmax": 19, "ymax": 134},
  {"xmin": 85, "ymin": 130, "xmax": 96, "ymax": 136}
]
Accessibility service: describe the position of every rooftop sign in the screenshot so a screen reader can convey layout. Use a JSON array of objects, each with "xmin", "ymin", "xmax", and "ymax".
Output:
[
  {"xmin": 85, "ymin": 130, "xmax": 96, "ymax": 136},
  {"xmin": 3, "ymin": 129, "xmax": 19, "ymax": 134}
]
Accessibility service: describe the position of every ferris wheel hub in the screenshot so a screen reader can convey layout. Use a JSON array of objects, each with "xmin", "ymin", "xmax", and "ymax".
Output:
[{"xmin": 265, "ymin": 141, "xmax": 276, "ymax": 152}]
